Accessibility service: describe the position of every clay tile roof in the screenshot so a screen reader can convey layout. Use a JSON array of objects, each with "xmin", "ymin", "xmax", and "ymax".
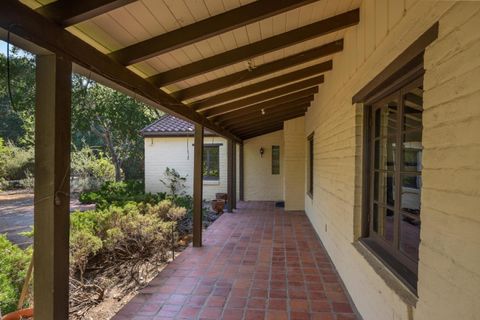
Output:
[{"xmin": 141, "ymin": 114, "xmax": 216, "ymax": 137}]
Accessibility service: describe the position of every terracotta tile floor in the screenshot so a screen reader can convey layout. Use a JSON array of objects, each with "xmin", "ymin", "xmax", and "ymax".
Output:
[{"xmin": 114, "ymin": 201, "xmax": 359, "ymax": 320}]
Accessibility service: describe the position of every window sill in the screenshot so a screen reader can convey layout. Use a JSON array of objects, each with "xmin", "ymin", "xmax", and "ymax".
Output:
[
  {"xmin": 307, "ymin": 192, "xmax": 313, "ymax": 199},
  {"xmin": 203, "ymin": 180, "xmax": 220, "ymax": 186},
  {"xmin": 353, "ymin": 241, "xmax": 418, "ymax": 307}
]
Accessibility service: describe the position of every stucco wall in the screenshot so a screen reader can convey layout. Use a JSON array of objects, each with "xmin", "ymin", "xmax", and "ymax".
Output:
[
  {"xmin": 283, "ymin": 117, "xmax": 306, "ymax": 211},
  {"xmin": 298, "ymin": 1, "xmax": 480, "ymax": 320},
  {"xmin": 244, "ymin": 130, "xmax": 284, "ymax": 201},
  {"xmin": 144, "ymin": 136, "xmax": 228, "ymax": 200}
]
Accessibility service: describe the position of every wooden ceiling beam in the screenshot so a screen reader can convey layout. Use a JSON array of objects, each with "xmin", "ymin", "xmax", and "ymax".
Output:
[
  {"xmin": 237, "ymin": 124, "xmax": 285, "ymax": 139},
  {"xmin": 2, "ymin": 0, "xmax": 241, "ymax": 143},
  {"xmin": 210, "ymin": 90, "xmax": 316, "ymax": 123},
  {"xmin": 221, "ymin": 102, "xmax": 310, "ymax": 128},
  {"xmin": 191, "ymin": 61, "xmax": 330, "ymax": 110},
  {"xmin": 36, "ymin": 0, "xmax": 136, "ymax": 27},
  {"xmin": 227, "ymin": 108, "xmax": 307, "ymax": 131},
  {"xmin": 172, "ymin": 42, "xmax": 340, "ymax": 101},
  {"xmin": 109, "ymin": 0, "xmax": 319, "ymax": 65},
  {"xmin": 217, "ymin": 96, "xmax": 313, "ymax": 125},
  {"xmin": 149, "ymin": 9, "xmax": 359, "ymax": 86},
  {"xmin": 202, "ymin": 76, "xmax": 322, "ymax": 117}
]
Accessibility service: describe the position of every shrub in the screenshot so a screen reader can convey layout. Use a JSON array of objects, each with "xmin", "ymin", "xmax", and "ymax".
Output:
[
  {"xmin": 167, "ymin": 206, "xmax": 187, "ymax": 221},
  {"xmin": 71, "ymin": 146, "xmax": 116, "ymax": 192},
  {"xmin": 0, "ymin": 140, "xmax": 34, "ymax": 182},
  {"xmin": 79, "ymin": 180, "xmax": 166, "ymax": 209},
  {"xmin": 70, "ymin": 230, "xmax": 102, "ymax": 281},
  {"xmin": 0, "ymin": 235, "xmax": 32, "ymax": 315}
]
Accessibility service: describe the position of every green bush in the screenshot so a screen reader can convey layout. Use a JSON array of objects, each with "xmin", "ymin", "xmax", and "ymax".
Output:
[
  {"xmin": 79, "ymin": 180, "xmax": 166, "ymax": 209},
  {"xmin": 69, "ymin": 199, "xmax": 186, "ymax": 279},
  {"xmin": 0, "ymin": 235, "xmax": 32, "ymax": 315},
  {"xmin": 0, "ymin": 139, "xmax": 34, "ymax": 182},
  {"xmin": 71, "ymin": 146, "xmax": 116, "ymax": 192}
]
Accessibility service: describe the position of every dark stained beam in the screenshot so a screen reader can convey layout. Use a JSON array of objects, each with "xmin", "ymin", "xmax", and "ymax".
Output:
[
  {"xmin": 1, "ymin": 0, "xmax": 241, "ymax": 143},
  {"xmin": 149, "ymin": 10, "xmax": 359, "ymax": 86},
  {"xmin": 222, "ymin": 103, "xmax": 310, "ymax": 128},
  {"xmin": 192, "ymin": 123, "xmax": 204, "ymax": 247},
  {"xmin": 227, "ymin": 108, "xmax": 307, "ymax": 132},
  {"xmin": 227, "ymin": 140, "xmax": 234, "ymax": 212},
  {"xmin": 202, "ymin": 76, "xmax": 323, "ymax": 117},
  {"xmin": 238, "ymin": 124, "xmax": 284, "ymax": 140},
  {"xmin": 36, "ymin": 0, "xmax": 136, "ymax": 27},
  {"xmin": 239, "ymin": 143, "xmax": 244, "ymax": 201},
  {"xmin": 191, "ymin": 61, "xmax": 330, "ymax": 110},
  {"xmin": 213, "ymin": 94, "xmax": 315, "ymax": 123},
  {"xmin": 110, "ymin": 0, "xmax": 319, "ymax": 65},
  {"xmin": 172, "ymin": 42, "xmax": 340, "ymax": 100}
]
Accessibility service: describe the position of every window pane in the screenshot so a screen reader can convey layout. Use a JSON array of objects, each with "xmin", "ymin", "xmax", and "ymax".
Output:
[
  {"xmin": 375, "ymin": 136, "xmax": 396, "ymax": 170},
  {"xmin": 384, "ymin": 207, "xmax": 395, "ymax": 243},
  {"xmin": 400, "ymin": 214, "xmax": 420, "ymax": 261},
  {"xmin": 375, "ymin": 100, "xmax": 398, "ymax": 138},
  {"xmin": 272, "ymin": 145, "xmax": 280, "ymax": 175},
  {"xmin": 403, "ymin": 90, "xmax": 423, "ymax": 131},
  {"xmin": 203, "ymin": 146, "xmax": 219, "ymax": 179},
  {"xmin": 401, "ymin": 175, "xmax": 421, "ymax": 215},
  {"xmin": 374, "ymin": 205, "xmax": 394, "ymax": 243},
  {"xmin": 374, "ymin": 171, "xmax": 395, "ymax": 207},
  {"xmin": 403, "ymin": 130, "xmax": 423, "ymax": 172}
]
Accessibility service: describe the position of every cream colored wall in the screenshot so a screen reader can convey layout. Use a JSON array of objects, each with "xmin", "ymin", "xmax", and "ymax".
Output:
[
  {"xmin": 244, "ymin": 130, "xmax": 284, "ymax": 201},
  {"xmin": 144, "ymin": 136, "xmax": 227, "ymax": 200},
  {"xmin": 283, "ymin": 117, "xmax": 306, "ymax": 210},
  {"xmin": 300, "ymin": 1, "xmax": 480, "ymax": 320}
]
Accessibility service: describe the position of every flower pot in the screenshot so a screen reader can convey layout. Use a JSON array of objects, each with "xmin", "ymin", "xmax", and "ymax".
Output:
[
  {"xmin": 215, "ymin": 193, "xmax": 228, "ymax": 201},
  {"xmin": 211, "ymin": 199, "xmax": 225, "ymax": 214},
  {"xmin": 3, "ymin": 308, "xmax": 34, "ymax": 320}
]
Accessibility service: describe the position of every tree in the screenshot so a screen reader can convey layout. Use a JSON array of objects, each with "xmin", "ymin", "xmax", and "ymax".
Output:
[
  {"xmin": 0, "ymin": 49, "xmax": 36, "ymax": 146},
  {"xmin": 71, "ymin": 75, "xmax": 158, "ymax": 181}
]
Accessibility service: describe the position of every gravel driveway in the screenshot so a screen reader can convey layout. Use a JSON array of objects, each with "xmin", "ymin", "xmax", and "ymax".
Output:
[{"xmin": 0, "ymin": 191, "xmax": 95, "ymax": 247}]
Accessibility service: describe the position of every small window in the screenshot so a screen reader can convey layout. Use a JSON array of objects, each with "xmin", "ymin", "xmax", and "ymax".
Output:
[
  {"xmin": 272, "ymin": 145, "xmax": 280, "ymax": 175},
  {"xmin": 203, "ymin": 145, "xmax": 219, "ymax": 180},
  {"xmin": 307, "ymin": 133, "xmax": 314, "ymax": 197}
]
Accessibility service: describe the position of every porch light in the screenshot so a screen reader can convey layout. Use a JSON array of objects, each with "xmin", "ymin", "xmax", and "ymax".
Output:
[{"xmin": 260, "ymin": 147, "xmax": 264, "ymax": 157}]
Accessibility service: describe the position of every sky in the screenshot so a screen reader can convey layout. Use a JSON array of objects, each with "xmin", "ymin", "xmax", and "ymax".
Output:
[{"xmin": 0, "ymin": 40, "xmax": 8, "ymax": 56}]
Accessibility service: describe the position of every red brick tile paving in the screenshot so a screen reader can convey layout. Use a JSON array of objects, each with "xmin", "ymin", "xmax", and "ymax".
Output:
[{"xmin": 113, "ymin": 201, "xmax": 359, "ymax": 320}]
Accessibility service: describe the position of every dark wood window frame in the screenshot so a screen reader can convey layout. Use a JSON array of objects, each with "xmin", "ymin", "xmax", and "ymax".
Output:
[
  {"xmin": 203, "ymin": 144, "xmax": 220, "ymax": 181},
  {"xmin": 356, "ymin": 23, "xmax": 438, "ymax": 294},
  {"xmin": 307, "ymin": 132, "xmax": 314, "ymax": 198},
  {"xmin": 362, "ymin": 75, "xmax": 424, "ymax": 292},
  {"xmin": 271, "ymin": 145, "xmax": 280, "ymax": 175}
]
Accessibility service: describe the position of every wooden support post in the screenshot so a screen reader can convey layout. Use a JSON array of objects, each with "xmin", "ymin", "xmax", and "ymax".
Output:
[
  {"xmin": 34, "ymin": 54, "xmax": 72, "ymax": 320},
  {"xmin": 227, "ymin": 140, "xmax": 234, "ymax": 213},
  {"xmin": 239, "ymin": 144, "xmax": 244, "ymax": 201},
  {"xmin": 232, "ymin": 143, "xmax": 237, "ymax": 209},
  {"xmin": 193, "ymin": 123, "xmax": 204, "ymax": 247}
]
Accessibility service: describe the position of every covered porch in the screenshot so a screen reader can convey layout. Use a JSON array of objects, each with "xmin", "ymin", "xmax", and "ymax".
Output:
[
  {"xmin": 114, "ymin": 201, "xmax": 357, "ymax": 320},
  {"xmin": 1, "ymin": 1, "xmax": 480, "ymax": 320}
]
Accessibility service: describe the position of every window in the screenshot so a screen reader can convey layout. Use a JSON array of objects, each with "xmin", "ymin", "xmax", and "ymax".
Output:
[
  {"xmin": 363, "ymin": 77, "xmax": 423, "ymax": 291},
  {"xmin": 203, "ymin": 145, "xmax": 219, "ymax": 180},
  {"xmin": 307, "ymin": 133, "xmax": 314, "ymax": 197},
  {"xmin": 272, "ymin": 145, "xmax": 280, "ymax": 175}
]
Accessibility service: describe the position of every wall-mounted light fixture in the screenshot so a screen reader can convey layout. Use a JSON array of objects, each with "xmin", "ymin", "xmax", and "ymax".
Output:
[{"xmin": 259, "ymin": 147, "xmax": 264, "ymax": 157}]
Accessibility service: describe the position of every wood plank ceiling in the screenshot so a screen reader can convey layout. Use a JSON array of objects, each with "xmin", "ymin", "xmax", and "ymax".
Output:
[{"xmin": 21, "ymin": 0, "xmax": 360, "ymax": 140}]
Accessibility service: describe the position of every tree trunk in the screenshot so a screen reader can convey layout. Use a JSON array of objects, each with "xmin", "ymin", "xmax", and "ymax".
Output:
[{"xmin": 102, "ymin": 128, "xmax": 122, "ymax": 181}]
